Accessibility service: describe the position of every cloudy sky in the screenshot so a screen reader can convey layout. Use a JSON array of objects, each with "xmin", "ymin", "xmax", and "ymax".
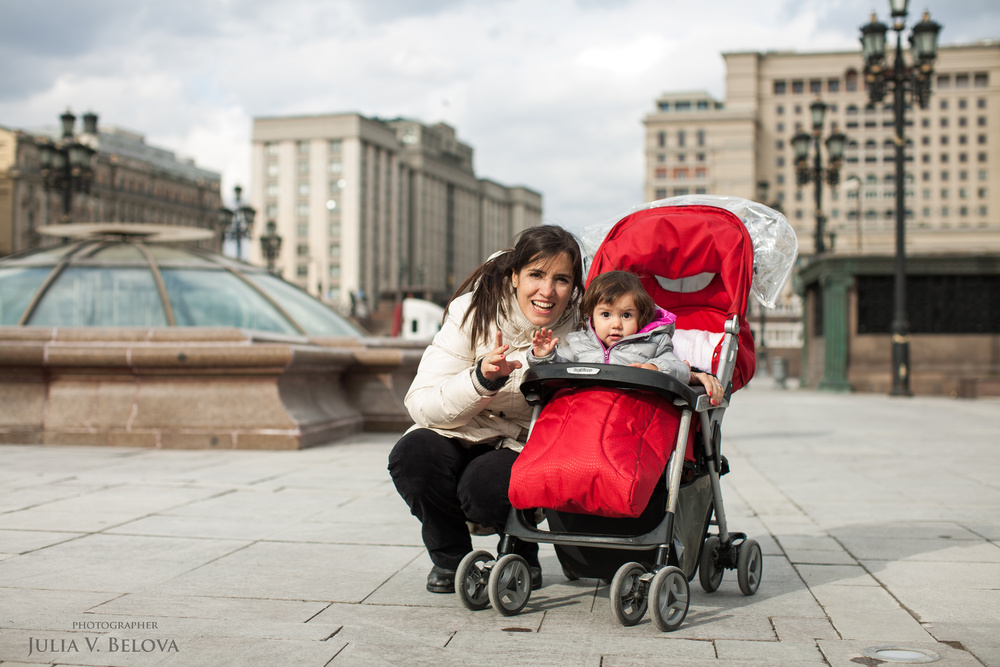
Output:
[{"xmin": 1, "ymin": 0, "xmax": 996, "ymax": 230}]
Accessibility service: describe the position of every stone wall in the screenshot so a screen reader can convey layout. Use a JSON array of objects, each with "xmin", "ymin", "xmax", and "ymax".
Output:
[{"xmin": 0, "ymin": 327, "xmax": 423, "ymax": 448}]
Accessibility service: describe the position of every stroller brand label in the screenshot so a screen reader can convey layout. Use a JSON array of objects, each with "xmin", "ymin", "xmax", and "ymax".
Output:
[{"xmin": 566, "ymin": 367, "xmax": 601, "ymax": 375}]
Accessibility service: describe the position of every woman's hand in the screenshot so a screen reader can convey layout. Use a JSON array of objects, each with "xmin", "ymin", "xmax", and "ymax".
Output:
[
  {"xmin": 532, "ymin": 328, "xmax": 558, "ymax": 358},
  {"xmin": 481, "ymin": 330, "xmax": 523, "ymax": 381},
  {"xmin": 691, "ymin": 371, "xmax": 723, "ymax": 406}
]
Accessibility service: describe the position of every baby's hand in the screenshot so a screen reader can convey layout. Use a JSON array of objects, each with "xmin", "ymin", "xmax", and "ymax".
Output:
[
  {"xmin": 628, "ymin": 363, "xmax": 659, "ymax": 371},
  {"xmin": 532, "ymin": 328, "xmax": 558, "ymax": 357}
]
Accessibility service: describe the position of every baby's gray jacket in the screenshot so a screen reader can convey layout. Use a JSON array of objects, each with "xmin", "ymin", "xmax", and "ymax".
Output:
[{"xmin": 528, "ymin": 307, "xmax": 691, "ymax": 384}]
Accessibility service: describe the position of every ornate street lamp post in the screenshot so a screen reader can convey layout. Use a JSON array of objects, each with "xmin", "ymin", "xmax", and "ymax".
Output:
[
  {"xmin": 217, "ymin": 184, "xmax": 256, "ymax": 261},
  {"xmin": 37, "ymin": 109, "xmax": 96, "ymax": 223},
  {"xmin": 259, "ymin": 220, "xmax": 283, "ymax": 274},
  {"xmin": 860, "ymin": 0, "xmax": 941, "ymax": 396},
  {"xmin": 792, "ymin": 99, "xmax": 847, "ymax": 256}
]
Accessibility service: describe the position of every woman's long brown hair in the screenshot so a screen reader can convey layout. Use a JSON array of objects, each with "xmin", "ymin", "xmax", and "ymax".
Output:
[{"xmin": 448, "ymin": 225, "xmax": 584, "ymax": 347}]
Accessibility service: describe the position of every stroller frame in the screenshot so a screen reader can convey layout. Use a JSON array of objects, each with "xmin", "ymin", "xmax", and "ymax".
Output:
[{"xmin": 455, "ymin": 315, "xmax": 763, "ymax": 631}]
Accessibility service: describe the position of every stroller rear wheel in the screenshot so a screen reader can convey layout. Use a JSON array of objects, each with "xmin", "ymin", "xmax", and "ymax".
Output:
[
  {"xmin": 649, "ymin": 566, "xmax": 690, "ymax": 632},
  {"xmin": 699, "ymin": 535, "xmax": 724, "ymax": 593},
  {"xmin": 456, "ymin": 549, "xmax": 494, "ymax": 610},
  {"xmin": 609, "ymin": 562, "xmax": 648, "ymax": 626},
  {"xmin": 737, "ymin": 538, "xmax": 762, "ymax": 596},
  {"xmin": 488, "ymin": 554, "xmax": 532, "ymax": 616}
]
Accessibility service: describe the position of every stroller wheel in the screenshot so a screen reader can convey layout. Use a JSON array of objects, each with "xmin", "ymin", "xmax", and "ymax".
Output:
[
  {"xmin": 610, "ymin": 562, "xmax": 648, "ymax": 626},
  {"xmin": 456, "ymin": 550, "xmax": 494, "ymax": 610},
  {"xmin": 488, "ymin": 554, "xmax": 532, "ymax": 616},
  {"xmin": 699, "ymin": 535, "xmax": 724, "ymax": 593},
  {"xmin": 737, "ymin": 539, "xmax": 763, "ymax": 596},
  {"xmin": 649, "ymin": 566, "xmax": 690, "ymax": 632}
]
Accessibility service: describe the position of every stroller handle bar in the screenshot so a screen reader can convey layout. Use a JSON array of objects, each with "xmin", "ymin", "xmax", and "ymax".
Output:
[{"xmin": 520, "ymin": 363, "xmax": 728, "ymax": 413}]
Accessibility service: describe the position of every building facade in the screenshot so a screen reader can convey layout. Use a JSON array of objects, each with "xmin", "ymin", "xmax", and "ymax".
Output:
[
  {"xmin": 0, "ymin": 112, "xmax": 223, "ymax": 256},
  {"xmin": 250, "ymin": 113, "xmax": 542, "ymax": 316},
  {"xmin": 644, "ymin": 41, "xmax": 1000, "ymax": 381}
]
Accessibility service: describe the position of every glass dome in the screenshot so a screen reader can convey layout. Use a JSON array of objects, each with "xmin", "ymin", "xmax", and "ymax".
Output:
[{"xmin": 0, "ymin": 223, "xmax": 365, "ymax": 337}]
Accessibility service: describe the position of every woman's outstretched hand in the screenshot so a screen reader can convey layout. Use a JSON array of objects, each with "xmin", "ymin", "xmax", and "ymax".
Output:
[
  {"xmin": 481, "ymin": 330, "xmax": 523, "ymax": 381},
  {"xmin": 532, "ymin": 328, "xmax": 559, "ymax": 358}
]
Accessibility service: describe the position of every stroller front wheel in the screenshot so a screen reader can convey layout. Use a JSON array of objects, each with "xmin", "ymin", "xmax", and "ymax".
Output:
[
  {"xmin": 488, "ymin": 554, "xmax": 532, "ymax": 616},
  {"xmin": 610, "ymin": 562, "xmax": 648, "ymax": 626},
  {"xmin": 649, "ymin": 566, "xmax": 690, "ymax": 632},
  {"xmin": 737, "ymin": 538, "xmax": 763, "ymax": 596},
  {"xmin": 699, "ymin": 535, "xmax": 724, "ymax": 593},
  {"xmin": 456, "ymin": 549, "xmax": 494, "ymax": 610}
]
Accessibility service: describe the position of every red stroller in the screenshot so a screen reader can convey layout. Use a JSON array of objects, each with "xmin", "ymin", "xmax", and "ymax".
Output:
[{"xmin": 455, "ymin": 197, "xmax": 795, "ymax": 632}]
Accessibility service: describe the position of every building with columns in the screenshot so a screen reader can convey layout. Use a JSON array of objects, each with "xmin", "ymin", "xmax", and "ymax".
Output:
[
  {"xmin": 644, "ymin": 40, "xmax": 1000, "ymax": 393},
  {"xmin": 249, "ymin": 113, "xmax": 542, "ymax": 317}
]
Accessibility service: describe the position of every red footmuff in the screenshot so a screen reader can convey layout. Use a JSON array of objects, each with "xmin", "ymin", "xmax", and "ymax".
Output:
[{"xmin": 510, "ymin": 386, "xmax": 694, "ymax": 519}]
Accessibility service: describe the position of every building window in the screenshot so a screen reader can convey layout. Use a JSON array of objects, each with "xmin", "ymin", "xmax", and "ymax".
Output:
[
  {"xmin": 956, "ymin": 74, "xmax": 970, "ymax": 88},
  {"xmin": 677, "ymin": 130, "xmax": 686, "ymax": 147},
  {"xmin": 328, "ymin": 266, "xmax": 340, "ymax": 279},
  {"xmin": 297, "ymin": 223, "xmax": 308, "ymax": 237},
  {"xmin": 328, "ymin": 160, "xmax": 342, "ymax": 174},
  {"xmin": 266, "ymin": 183, "xmax": 278, "ymax": 197},
  {"xmin": 697, "ymin": 100, "xmax": 709, "ymax": 110},
  {"xmin": 937, "ymin": 74, "xmax": 951, "ymax": 89},
  {"xmin": 297, "ymin": 160, "xmax": 309, "ymax": 175},
  {"xmin": 328, "ymin": 139, "xmax": 342, "ymax": 152},
  {"xmin": 296, "ymin": 202, "xmax": 309, "ymax": 216},
  {"xmin": 810, "ymin": 79, "xmax": 822, "ymax": 93},
  {"xmin": 774, "ymin": 80, "xmax": 786, "ymax": 95},
  {"xmin": 845, "ymin": 70, "xmax": 858, "ymax": 92},
  {"xmin": 265, "ymin": 142, "xmax": 279, "ymax": 156},
  {"xmin": 696, "ymin": 130, "xmax": 705, "ymax": 147},
  {"xmin": 657, "ymin": 153, "xmax": 666, "ymax": 163},
  {"xmin": 654, "ymin": 188, "xmax": 667, "ymax": 199},
  {"xmin": 266, "ymin": 204, "xmax": 277, "ymax": 218},
  {"xmin": 974, "ymin": 72, "xmax": 988, "ymax": 87},
  {"xmin": 776, "ymin": 105, "xmax": 784, "ymax": 115},
  {"xmin": 297, "ymin": 182, "xmax": 310, "ymax": 196},
  {"xmin": 329, "ymin": 222, "xmax": 340, "ymax": 236},
  {"xmin": 297, "ymin": 264, "xmax": 308, "ymax": 277},
  {"xmin": 297, "ymin": 140, "xmax": 310, "ymax": 154},
  {"xmin": 296, "ymin": 243, "xmax": 309, "ymax": 257},
  {"xmin": 655, "ymin": 168, "xmax": 667, "ymax": 180},
  {"xmin": 657, "ymin": 131, "xmax": 666, "ymax": 148},
  {"xmin": 828, "ymin": 78, "xmax": 840, "ymax": 93},
  {"xmin": 267, "ymin": 163, "xmax": 279, "ymax": 177}
]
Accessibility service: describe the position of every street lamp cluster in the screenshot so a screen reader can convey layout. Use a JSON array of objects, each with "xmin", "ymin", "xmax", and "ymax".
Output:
[
  {"xmin": 859, "ymin": 0, "xmax": 942, "ymax": 396},
  {"xmin": 792, "ymin": 100, "xmax": 846, "ymax": 255},
  {"xmin": 217, "ymin": 185, "xmax": 256, "ymax": 261},
  {"xmin": 37, "ymin": 110, "xmax": 97, "ymax": 223},
  {"xmin": 217, "ymin": 185, "xmax": 283, "ymax": 274}
]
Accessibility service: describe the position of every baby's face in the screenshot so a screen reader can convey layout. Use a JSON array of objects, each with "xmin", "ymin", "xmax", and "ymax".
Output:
[{"xmin": 592, "ymin": 294, "xmax": 639, "ymax": 348}]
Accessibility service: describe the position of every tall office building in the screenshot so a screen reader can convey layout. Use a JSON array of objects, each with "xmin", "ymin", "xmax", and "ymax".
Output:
[
  {"xmin": 250, "ymin": 114, "xmax": 542, "ymax": 315},
  {"xmin": 644, "ymin": 41, "xmax": 1000, "ymax": 373}
]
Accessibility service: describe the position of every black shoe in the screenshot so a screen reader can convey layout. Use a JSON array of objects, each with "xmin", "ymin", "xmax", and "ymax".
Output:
[
  {"xmin": 427, "ymin": 565, "xmax": 456, "ymax": 594},
  {"xmin": 529, "ymin": 566, "xmax": 542, "ymax": 590}
]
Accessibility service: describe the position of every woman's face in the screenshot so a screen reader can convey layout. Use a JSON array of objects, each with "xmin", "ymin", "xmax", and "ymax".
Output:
[{"xmin": 511, "ymin": 252, "xmax": 575, "ymax": 328}]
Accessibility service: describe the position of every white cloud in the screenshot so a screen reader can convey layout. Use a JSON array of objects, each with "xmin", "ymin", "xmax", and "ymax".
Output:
[{"xmin": 0, "ymin": 0, "xmax": 989, "ymax": 231}]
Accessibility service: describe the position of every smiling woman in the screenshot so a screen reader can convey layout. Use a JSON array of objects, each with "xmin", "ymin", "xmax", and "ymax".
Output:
[{"xmin": 388, "ymin": 224, "xmax": 585, "ymax": 594}]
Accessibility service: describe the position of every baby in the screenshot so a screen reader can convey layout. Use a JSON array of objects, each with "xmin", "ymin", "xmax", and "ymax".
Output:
[{"xmin": 529, "ymin": 270, "xmax": 722, "ymax": 403}]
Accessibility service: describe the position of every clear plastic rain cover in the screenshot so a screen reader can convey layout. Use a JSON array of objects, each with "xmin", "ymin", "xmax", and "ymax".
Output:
[{"xmin": 578, "ymin": 195, "xmax": 798, "ymax": 309}]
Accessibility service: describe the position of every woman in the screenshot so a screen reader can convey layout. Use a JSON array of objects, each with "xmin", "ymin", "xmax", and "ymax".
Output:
[{"xmin": 388, "ymin": 225, "xmax": 585, "ymax": 593}]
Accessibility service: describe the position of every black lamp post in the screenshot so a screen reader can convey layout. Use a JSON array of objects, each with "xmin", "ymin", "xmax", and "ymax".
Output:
[
  {"xmin": 37, "ymin": 109, "xmax": 96, "ymax": 223},
  {"xmin": 218, "ymin": 184, "xmax": 256, "ymax": 261},
  {"xmin": 259, "ymin": 220, "xmax": 283, "ymax": 274},
  {"xmin": 860, "ymin": 0, "xmax": 941, "ymax": 396},
  {"xmin": 792, "ymin": 99, "xmax": 847, "ymax": 255}
]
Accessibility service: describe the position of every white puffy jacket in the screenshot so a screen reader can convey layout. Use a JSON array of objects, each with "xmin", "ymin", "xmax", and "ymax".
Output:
[{"xmin": 404, "ymin": 291, "xmax": 579, "ymax": 452}]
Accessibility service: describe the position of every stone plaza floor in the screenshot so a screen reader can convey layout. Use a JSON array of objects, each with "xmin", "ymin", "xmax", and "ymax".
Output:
[{"xmin": 1, "ymin": 378, "xmax": 998, "ymax": 666}]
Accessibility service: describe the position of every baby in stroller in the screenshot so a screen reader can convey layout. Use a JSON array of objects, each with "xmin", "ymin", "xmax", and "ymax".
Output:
[
  {"xmin": 454, "ymin": 196, "xmax": 796, "ymax": 632},
  {"xmin": 528, "ymin": 269, "xmax": 722, "ymax": 405}
]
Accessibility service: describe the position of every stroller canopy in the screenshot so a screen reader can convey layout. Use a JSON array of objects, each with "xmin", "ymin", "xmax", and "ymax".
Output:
[{"xmin": 585, "ymin": 198, "xmax": 783, "ymax": 390}]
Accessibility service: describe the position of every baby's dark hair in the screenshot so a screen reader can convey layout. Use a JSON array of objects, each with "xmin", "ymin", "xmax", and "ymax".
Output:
[{"xmin": 581, "ymin": 271, "xmax": 657, "ymax": 329}]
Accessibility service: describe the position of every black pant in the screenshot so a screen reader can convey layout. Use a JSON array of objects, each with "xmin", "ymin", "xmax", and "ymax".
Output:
[{"xmin": 388, "ymin": 428, "xmax": 538, "ymax": 570}]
